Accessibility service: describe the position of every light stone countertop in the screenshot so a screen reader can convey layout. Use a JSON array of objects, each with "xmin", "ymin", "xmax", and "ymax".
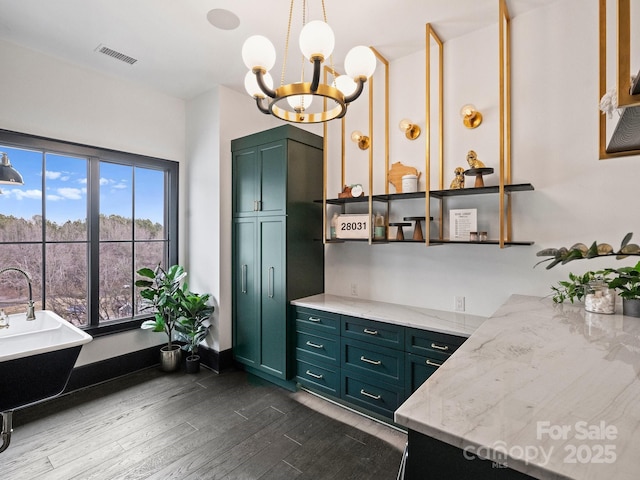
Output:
[
  {"xmin": 394, "ymin": 294, "xmax": 640, "ymax": 480},
  {"xmin": 290, "ymin": 293, "xmax": 487, "ymax": 337}
]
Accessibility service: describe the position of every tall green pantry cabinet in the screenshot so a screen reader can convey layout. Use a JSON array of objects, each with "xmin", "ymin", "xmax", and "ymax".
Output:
[{"xmin": 231, "ymin": 125, "xmax": 324, "ymax": 385}]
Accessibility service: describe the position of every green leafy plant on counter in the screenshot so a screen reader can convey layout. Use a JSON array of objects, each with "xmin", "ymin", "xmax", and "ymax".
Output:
[
  {"xmin": 550, "ymin": 271, "xmax": 611, "ymax": 304},
  {"xmin": 604, "ymin": 261, "xmax": 640, "ymax": 300}
]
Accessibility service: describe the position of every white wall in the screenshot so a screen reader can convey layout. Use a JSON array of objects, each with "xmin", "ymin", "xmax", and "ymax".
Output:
[
  {"xmin": 0, "ymin": 39, "xmax": 187, "ymax": 366},
  {"xmin": 324, "ymin": 0, "xmax": 640, "ymax": 317}
]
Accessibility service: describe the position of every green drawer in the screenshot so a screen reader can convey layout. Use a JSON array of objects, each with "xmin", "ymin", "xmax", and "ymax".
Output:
[
  {"xmin": 342, "ymin": 338, "xmax": 404, "ymax": 387},
  {"xmin": 341, "ymin": 315, "xmax": 404, "ymax": 350},
  {"xmin": 294, "ymin": 306, "xmax": 340, "ymax": 335},
  {"xmin": 405, "ymin": 353, "xmax": 445, "ymax": 394},
  {"xmin": 296, "ymin": 359, "xmax": 340, "ymax": 398},
  {"xmin": 295, "ymin": 325, "xmax": 340, "ymax": 366},
  {"xmin": 342, "ymin": 372, "xmax": 404, "ymax": 419},
  {"xmin": 405, "ymin": 327, "xmax": 465, "ymax": 359}
]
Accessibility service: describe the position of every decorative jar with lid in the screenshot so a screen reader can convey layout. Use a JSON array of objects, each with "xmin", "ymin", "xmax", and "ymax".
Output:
[{"xmin": 584, "ymin": 278, "xmax": 616, "ymax": 314}]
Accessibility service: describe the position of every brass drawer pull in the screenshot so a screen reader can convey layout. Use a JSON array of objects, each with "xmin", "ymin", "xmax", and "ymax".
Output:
[
  {"xmin": 360, "ymin": 355, "xmax": 382, "ymax": 366},
  {"xmin": 308, "ymin": 316, "xmax": 321, "ymax": 322},
  {"xmin": 305, "ymin": 370, "xmax": 324, "ymax": 379},
  {"xmin": 363, "ymin": 328, "xmax": 378, "ymax": 335},
  {"xmin": 360, "ymin": 389, "xmax": 381, "ymax": 400},
  {"xmin": 431, "ymin": 342, "xmax": 449, "ymax": 351},
  {"xmin": 306, "ymin": 341, "xmax": 324, "ymax": 349},
  {"xmin": 426, "ymin": 359, "xmax": 442, "ymax": 367}
]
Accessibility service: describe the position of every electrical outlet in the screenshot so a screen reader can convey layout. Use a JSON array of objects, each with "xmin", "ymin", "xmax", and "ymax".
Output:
[
  {"xmin": 351, "ymin": 283, "xmax": 358, "ymax": 296},
  {"xmin": 454, "ymin": 296, "xmax": 465, "ymax": 312}
]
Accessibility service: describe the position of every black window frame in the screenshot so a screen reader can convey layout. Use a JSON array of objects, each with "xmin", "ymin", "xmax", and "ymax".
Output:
[{"xmin": 0, "ymin": 129, "xmax": 179, "ymax": 337}]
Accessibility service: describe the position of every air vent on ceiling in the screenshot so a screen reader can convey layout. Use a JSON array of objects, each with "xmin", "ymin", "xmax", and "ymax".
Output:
[{"xmin": 95, "ymin": 44, "xmax": 138, "ymax": 65}]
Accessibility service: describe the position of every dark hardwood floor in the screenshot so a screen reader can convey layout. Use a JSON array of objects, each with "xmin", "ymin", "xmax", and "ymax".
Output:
[{"xmin": 2, "ymin": 366, "xmax": 406, "ymax": 479}]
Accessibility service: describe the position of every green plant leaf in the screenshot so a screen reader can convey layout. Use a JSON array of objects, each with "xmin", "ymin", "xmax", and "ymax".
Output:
[{"xmin": 621, "ymin": 232, "xmax": 633, "ymax": 249}]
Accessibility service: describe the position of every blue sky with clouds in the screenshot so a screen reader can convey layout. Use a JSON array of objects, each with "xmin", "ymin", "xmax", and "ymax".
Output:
[{"xmin": 0, "ymin": 145, "xmax": 164, "ymax": 225}]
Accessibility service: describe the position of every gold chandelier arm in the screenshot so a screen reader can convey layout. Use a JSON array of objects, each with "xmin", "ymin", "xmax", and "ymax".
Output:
[
  {"xmin": 255, "ymin": 97, "xmax": 270, "ymax": 114},
  {"xmin": 310, "ymin": 57, "xmax": 322, "ymax": 92},
  {"xmin": 255, "ymin": 70, "xmax": 277, "ymax": 98},
  {"xmin": 343, "ymin": 78, "xmax": 366, "ymax": 104}
]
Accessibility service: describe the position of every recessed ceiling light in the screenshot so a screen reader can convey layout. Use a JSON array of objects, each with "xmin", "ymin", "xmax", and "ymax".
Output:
[{"xmin": 207, "ymin": 9, "xmax": 240, "ymax": 30}]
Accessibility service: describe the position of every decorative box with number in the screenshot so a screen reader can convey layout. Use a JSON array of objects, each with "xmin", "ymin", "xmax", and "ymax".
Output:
[{"xmin": 336, "ymin": 214, "xmax": 370, "ymax": 239}]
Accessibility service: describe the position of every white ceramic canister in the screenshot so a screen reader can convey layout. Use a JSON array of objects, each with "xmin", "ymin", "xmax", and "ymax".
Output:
[{"xmin": 402, "ymin": 174, "xmax": 418, "ymax": 193}]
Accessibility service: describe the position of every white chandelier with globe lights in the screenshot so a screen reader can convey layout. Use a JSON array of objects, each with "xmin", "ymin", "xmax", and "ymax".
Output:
[{"xmin": 242, "ymin": 0, "xmax": 377, "ymax": 124}]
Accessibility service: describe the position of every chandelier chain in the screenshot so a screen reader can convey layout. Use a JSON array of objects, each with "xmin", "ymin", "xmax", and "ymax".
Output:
[
  {"xmin": 281, "ymin": 0, "xmax": 296, "ymax": 87},
  {"xmin": 321, "ymin": 0, "xmax": 337, "ymax": 87},
  {"xmin": 299, "ymin": 0, "xmax": 306, "ymax": 85}
]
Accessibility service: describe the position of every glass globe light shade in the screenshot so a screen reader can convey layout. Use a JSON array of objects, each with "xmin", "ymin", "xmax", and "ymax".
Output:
[
  {"xmin": 334, "ymin": 75, "xmax": 357, "ymax": 97},
  {"xmin": 399, "ymin": 118, "xmax": 413, "ymax": 132},
  {"xmin": 287, "ymin": 92, "xmax": 314, "ymax": 111},
  {"xmin": 244, "ymin": 70, "xmax": 273, "ymax": 98},
  {"xmin": 242, "ymin": 35, "xmax": 276, "ymax": 71},
  {"xmin": 344, "ymin": 46, "xmax": 376, "ymax": 80},
  {"xmin": 460, "ymin": 104, "xmax": 477, "ymax": 118},
  {"xmin": 299, "ymin": 20, "xmax": 335, "ymax": 60},
  {"xmin": 351, "ymin": 130, "xmax": 363, "ymax": 142}
]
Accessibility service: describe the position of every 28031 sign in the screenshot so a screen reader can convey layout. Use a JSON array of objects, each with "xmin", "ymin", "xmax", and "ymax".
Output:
[{"xmin": 336, "ymin": 214, "xmax": 370, "ymax": 239}]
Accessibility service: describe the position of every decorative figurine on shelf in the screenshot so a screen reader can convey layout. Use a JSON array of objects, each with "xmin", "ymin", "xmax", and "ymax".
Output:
[
  {"xmin": 338, "ymin": 184, "xmax": 364, "ymax": 198},
  {"xmin": 338, "ymin": 185, "xmax": 352, "ymax": 198},
  {"xmin": 463, "ymin": 150, "xmax": 494, "ymax": 188},
  {"xmin": 449, "ymin": 167, "xmax": 466, "ymax": 189},
  {"xmin": 466, "ymin": 150, "xmax": 485, "ymax": 168}
]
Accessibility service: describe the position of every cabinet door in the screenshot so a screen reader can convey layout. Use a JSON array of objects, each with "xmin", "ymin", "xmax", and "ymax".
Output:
[
  {"xmin": 406, "ymin": 353, "xmax": 441, "ymax": 394},
  {"xmin": 258, "ymin": 141, "xmax": 287, "ymax": 215},
  {"xmin": 232, "ymin": 218, "xmax": 259, "ymax": 366},
  {"xmin": 259, "ymin": 217, "xmax": 287, "ymax": 378},
  {"xmin": 232, "ymin": 147, "xmax": 259, "ymax": 217}
]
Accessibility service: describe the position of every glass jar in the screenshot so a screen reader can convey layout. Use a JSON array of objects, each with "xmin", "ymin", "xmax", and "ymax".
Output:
[
  {"xmin": 584, "ymin": 279, "xmax": 616, "ymax": 314},
  {"xmin": 330, "ymin": 213, "xmax": 338, "ymax": 239}
]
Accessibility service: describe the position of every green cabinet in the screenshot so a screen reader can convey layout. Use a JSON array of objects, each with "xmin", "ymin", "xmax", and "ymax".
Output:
[
  {"xmin": 293, "ymin": 305, "xmax": 468, "ymax": 422},
  {"xmin": 232, "ymin": 140, "xmax": 287, "ymax": 217},
  {"xmin": 232, "ymin": 125, "xmax": 324, "ymax": 383},
  {"xmin": 405, "ymin": 328, "xmax": 465, "ymax": 393}
]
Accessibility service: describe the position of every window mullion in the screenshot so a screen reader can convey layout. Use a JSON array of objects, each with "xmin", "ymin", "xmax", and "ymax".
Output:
[{"xmin": 88, "ymin": 157, "xmax": 101, "ymax": 327}]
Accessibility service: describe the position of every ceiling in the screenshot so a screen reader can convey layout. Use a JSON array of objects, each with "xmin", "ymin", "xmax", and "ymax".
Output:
[{"xmin": 0, "ymin": 0, "xmax": 560, "ymax": 100}]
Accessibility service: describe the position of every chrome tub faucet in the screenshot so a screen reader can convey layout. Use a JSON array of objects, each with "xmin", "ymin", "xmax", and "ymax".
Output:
[{"xmin": 0, "ymin": 267, "xmax": 36, "ymax": 321}]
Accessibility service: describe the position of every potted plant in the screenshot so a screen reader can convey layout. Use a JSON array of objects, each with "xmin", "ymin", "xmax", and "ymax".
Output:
[
  {"xmin": 175, "ymin": 291, "xmax": 214, "ymax": 373},
  {"xmin": 136, "ymin": 264, "xmax": 187, "ymax": 372},
  {"xmin": 537, "ymin": 233, "xmax": 640, "ymax": 317},
  {"xmin": 605, "ymin": 261, "xmax": 640, "ymax": 317}
]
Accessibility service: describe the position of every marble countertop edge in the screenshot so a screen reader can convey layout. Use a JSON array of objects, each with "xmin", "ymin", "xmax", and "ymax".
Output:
[{"xmin": 290, "ymin": 293, "xmax": 487, "ymax": 337}]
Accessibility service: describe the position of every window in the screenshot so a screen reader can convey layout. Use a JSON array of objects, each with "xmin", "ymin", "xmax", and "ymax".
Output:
[{"xmin": 0, "ymin": 130, "xmax": 178, "ymax": 336}]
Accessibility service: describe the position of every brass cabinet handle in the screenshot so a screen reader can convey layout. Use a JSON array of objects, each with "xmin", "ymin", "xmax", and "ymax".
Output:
[
  {"xmin": 360, "ymin": 355, "xmax": 382, "ymax": 366},
  {"xmin": 308, "ymin": 316, "xmax": 321, "ymax": 322},
  {"xmin": 306, "ymin": 370, "xmax": 324, "ymax": 379},
  {"xmin": 426, "ymin": 359, "xmax": 442, "ymax": 367},
  {"xmin": 360, "ymin": 389, "xmax": 381, "ymax": 400},
  {"xmin": 306, "ymin": 341, "xmax": 324, "ymax": 349},
  {"xmin": 363, "ymin": 328, "xmax": 378, "ymax": 335},
  {"xmin": 431, "ymin": 342, "xmax": 449, "ymax": 351}
]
